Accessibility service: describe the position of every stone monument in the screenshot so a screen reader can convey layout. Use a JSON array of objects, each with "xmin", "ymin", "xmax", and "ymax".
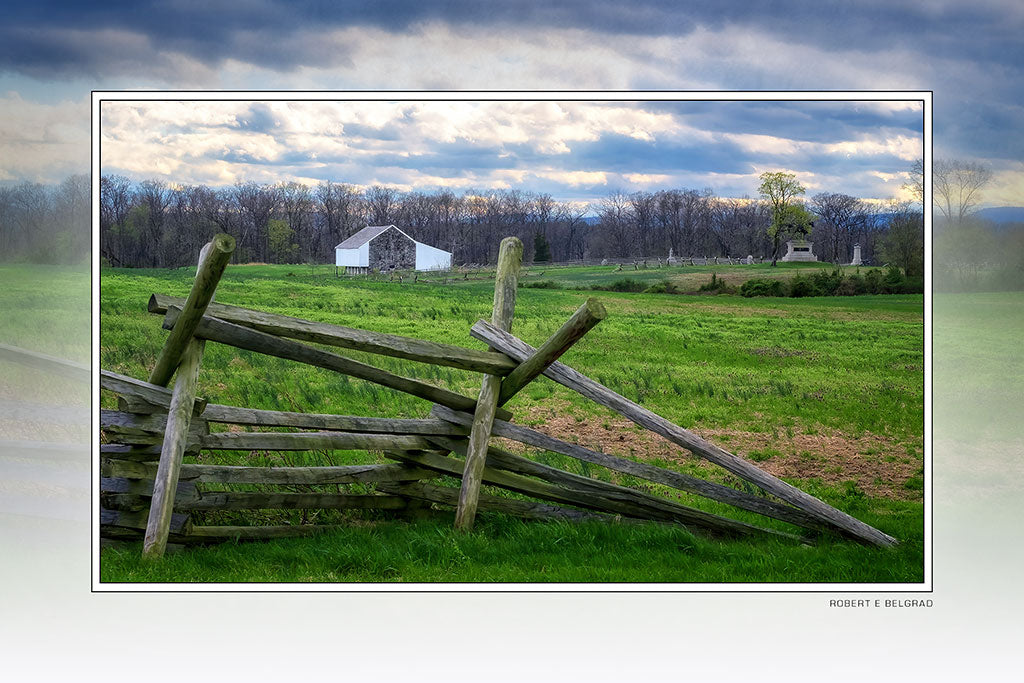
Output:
[
  {"xmin": 780, "ymin": 240, "xmax": 818, "ymax": 262},
  {"xmin": 746, "ymin": 254, "xmax": 754, "ymax": 265},
  {"xmin": 850, "ymin": 243, "xmax": 862, "ymax": 266}
]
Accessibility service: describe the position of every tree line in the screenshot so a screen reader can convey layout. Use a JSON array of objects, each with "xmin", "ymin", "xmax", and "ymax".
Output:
[
  {"xmin": 0, "ymin": 171, "xmax": 935, "ymax": 279},
  {"xmin": 928, "ymin": 159, "xmax": 1024, "ymax": 292},
  {"xmin": 87, "ymin": 175, "xmax": 918, "ymax": 269},
  {"xmin": 0, "ymin": 174, "xmax": 90, "ymax": 264}
]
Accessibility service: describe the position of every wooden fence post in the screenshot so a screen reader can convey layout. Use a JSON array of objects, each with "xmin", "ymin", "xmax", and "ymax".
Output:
[
  {"xmin": 148, "ymin": 233, "xmax": 234, "ymax": 387},
  {"xmin": 497, "ymin": 297, "xmax": 605, "ymax": 406},
  {"xmin": 142, "ymin": 338, "xmax": 205, "ymax": 558},
  {"xmin": 454, "ymin": 236, "xmax": 522, "ymax": 531}
]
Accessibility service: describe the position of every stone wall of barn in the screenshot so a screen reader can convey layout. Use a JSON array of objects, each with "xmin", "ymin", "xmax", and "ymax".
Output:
[{"xmin": 368, "ymin": 227, "xmax": 416, "ymax": 271}]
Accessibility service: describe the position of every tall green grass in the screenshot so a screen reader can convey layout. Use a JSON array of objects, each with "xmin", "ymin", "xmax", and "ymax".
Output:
[{"xmin": 101, "ymin": 501, "xmax": 924, "ymax": 584}]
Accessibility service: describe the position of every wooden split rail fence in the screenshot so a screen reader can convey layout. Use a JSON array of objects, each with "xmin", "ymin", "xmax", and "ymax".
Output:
[
  {"xmin": 1, "ymin": 343, "xmax": 89, "ymax": 522},
  {"xmin": 100, "ymin": 234, "xmax": 897, "ymax": 558}
]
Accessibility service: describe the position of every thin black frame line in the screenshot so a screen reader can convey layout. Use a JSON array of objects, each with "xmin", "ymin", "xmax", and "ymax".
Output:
[{"xmin": 92, "ymin": 91, "xmax": 931, "ymax": 594}]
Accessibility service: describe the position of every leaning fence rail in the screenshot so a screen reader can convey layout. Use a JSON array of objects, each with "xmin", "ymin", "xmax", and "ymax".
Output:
[{"xmin": 0, "ymin": 343, "xmax": 89, "ymax": 522}]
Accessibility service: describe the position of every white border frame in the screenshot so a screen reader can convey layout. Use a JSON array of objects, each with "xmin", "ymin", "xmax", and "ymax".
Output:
[{"xmin": 91, "ymin": 90, "xmax": 932, "ymax": 592}]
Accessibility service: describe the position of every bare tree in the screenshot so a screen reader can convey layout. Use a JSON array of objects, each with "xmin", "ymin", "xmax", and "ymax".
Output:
[
  {"xmin": 596, "ymin": 192, "xmax": 635, "ymax": 258},
  {"xmin": 100, "ymin": 175, "xmax": 142, "ymax": 266},
  {"xmin": 557, "ymin": 202, "xmax": 590, "ymax": 261},
  {"xmin": 878, "ymin": 201, "xmax": 924, "ymax": 276},
  {"xmin": 233, "ymin": 181, "xmax": 280, "ymax": 262},
  {"xmin": 711, "ymin": 197, "xmax": 769, "ymax": 259},
  {"xmin": 810, "ymin": 192, "xmax": 869, "ymax": 264},
  {"xmin": 365, "ymin": 185, "xmax": 401, "ymax": 226},
  {"xmin": 136, "ymin": 180, "xmax": 170, "ymax": 267},
  {"xmin": 50, "ymin": 174, "xmax": 90, "ymax": 263},
  {"xmin": 316, "ymin": 181, "xmax": 363, "ymax": 257},
  {"xmin": 278, "ymin": 182, "xmax": 315, "ymax": 261},
  {"xmin": 933, "ymin": 159, "xmax": 992, "ymax": 225},
  {"xmin": 629, "ymin": 191, "xmax": 656, "ymax": 257},
  {"xmin": 9, "ymin": 182, "xmax": 50, "ymax": 260},
  {"xmin": 95, "ymin": 175, "xmax": 911, "ymax": 272},
  {"xmin": 903, "ymin": 158, "xmax": 924, "ymax": 204}
]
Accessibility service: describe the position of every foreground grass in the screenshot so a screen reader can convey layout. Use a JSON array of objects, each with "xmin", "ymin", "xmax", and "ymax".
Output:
[
  {"xmin": 101, "ymin": 500, "xmax": 924, "ymax": 584},
  {"xmin": 932, "ymin": 292, "xmax": 1024, "ymax": 520},
  {"xmin": 0, "ymin": 264, "xmax": 91, "ymax": 442},
  {"xmin": 0, "ymin": 263, "xmax": 91, "ymax": 360},
  {"xmin": 933, "ymin": 292, "xmax": 1023, "ymax": 442}
]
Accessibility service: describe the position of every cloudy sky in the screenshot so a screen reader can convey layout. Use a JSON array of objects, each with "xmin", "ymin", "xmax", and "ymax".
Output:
[
  {"xmin": 2, "ymin": 1, "xmax": 1022, "ymax": 206},
  {"xmin": 98, "ymin": 98, "xmax": 923, "ymax": 204}
]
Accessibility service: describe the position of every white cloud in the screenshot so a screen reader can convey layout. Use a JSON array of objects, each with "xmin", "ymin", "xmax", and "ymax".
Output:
[
  {"xmin": 824, "ymin": 135, "xmax": 922, "ymax": 161},
  {"xmin": 0, "ymin": 92, "xmax": 89, "ymax": 182},
  {"xmin": 537, "ymin": 170, "xmax": 609, "ymax": 187},
  {"xmin": 624, "ymin": 173, "xmax": 672, "ymax": 185},
  {"xmin": 984, "ymin": 161, "xmax": 1024, "ymax": 207},
  {"xmin": 721, "ymin": 133, "xmax": 805, "ymax": 156}
]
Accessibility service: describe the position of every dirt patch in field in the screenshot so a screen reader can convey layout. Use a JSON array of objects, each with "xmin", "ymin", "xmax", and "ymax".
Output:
[{"xmin": 516, "ymin": 404, "xmax": 922, "ymax": 500}]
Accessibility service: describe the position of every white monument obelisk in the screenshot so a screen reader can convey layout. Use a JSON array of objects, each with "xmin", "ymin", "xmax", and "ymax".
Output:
[{"xmin": 851, "ymin": 243, "xmax": 862, "ymax": 266}]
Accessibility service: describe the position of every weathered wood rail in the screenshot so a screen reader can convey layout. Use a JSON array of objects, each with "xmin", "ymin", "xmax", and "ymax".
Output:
[
  {"xmin": 0, "ymin": 343, "xmax": 89, "ymax": 522},
  {"xmin": 99, "ymin": 234, "xmax": 897, "ymax": 558}
]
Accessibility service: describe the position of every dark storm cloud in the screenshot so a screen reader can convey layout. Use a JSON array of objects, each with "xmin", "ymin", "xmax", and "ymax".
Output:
[
  {"xmin": 234, "ymin": 103, "xmax": 279, "ymax": 134},
  {"xmin": 940, "ymin": 100, "xmax": 1024, "ymax": 160},
  {"xmin": 653, "ymin": 101, "xmax": 924, "ymax": 145},
  {"xmin": 559, "ymin": 134, "xmax": 753, "ymax": 176},
  {"xmin": 6, "ymin": 1, "xmax": 1017, "ymax": 168},
  {"xmin": 4, "ymin": 1, "xmax": 1020, "ymax": 77}
]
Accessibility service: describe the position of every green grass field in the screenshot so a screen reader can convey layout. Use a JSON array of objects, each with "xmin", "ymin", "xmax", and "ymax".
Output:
[
  {"xmin": 0, "ymin": 264, "xmax": 90, "ymax": 443},
  {"xmin": 97, "ymin": 261, "xmax": 926, "ymax": 583}
]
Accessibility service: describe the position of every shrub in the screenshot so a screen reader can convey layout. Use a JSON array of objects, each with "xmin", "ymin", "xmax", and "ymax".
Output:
[
  {"xmin": 845, "ymin": 272, "xmax": 868, "ymax": 295},
  {"xmin": 810, "ymin": 268, "xmax": 844, "ymax": 296},
  {"xmin": 522, "ymin": 280, "xmax": 561, "ymax": 289},
  {"xmin": 882, "ymin": 265, "xmax": 906, "ymax": 294},
  {"xmin": 787, "ymin": 274, "xmax": 819, "ymax": 297},
  {"xmin": 902, "ymin": 275, "xmax": 925, "ymax": 293},
  {"xmin": 697, "ymin": 272, "xmax": 733, "ymax": 293},
  {"xmin": 741, "ymin": 268, "xmax": 922, "ymax": 298},
  {"xmin": 740, "ymin": 278, "xmax": 785, "ymax": 297},
  {"xmin": 592, "ymin": 278, "xmax": 646, "ymax": 293},
  {"xmin": 864, "ymin": 269, "xmax": 884, "ymax": 294},
  {"xmin": 643, "ymin": 279, "xmax": 681, "ymax": 294}
]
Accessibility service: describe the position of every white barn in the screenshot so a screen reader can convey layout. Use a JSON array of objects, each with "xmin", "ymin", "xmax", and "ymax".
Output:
[{"xmin": 334, "ymin": 225, "xmax": 452, "ymax": 274}]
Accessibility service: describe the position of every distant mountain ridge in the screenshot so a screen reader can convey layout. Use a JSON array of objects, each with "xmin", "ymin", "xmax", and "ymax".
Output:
[{"xmin": 976, "ymin": 207, "xmax": 1024, "ymax": 223}]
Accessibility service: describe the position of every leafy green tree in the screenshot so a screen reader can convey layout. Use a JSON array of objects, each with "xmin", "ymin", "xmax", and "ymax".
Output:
[
  {"xmin": 759, "ymin": 171, "xmax": 809, "ymax": 265},
  {"xmin": 879, "ymin": 212, "xmax": 925, "ymax": 277},
  {"xmin": 268, "ymin": 218, "xmax": 299, "ymax": 263},
  {"xmin": 533, "ymin": 231, "xmax": 551, "ymax": 262}
]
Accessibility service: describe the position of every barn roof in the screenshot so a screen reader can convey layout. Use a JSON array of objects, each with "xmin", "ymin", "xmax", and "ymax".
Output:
[{"xmin": 334, "ymin": 225, "xmax": 406, "ymax": 250}]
